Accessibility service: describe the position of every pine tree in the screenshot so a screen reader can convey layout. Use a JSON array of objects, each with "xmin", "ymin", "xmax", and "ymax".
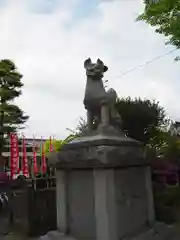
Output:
[{"xmin": 0, "ymin": 59, "xmax": 29, "ymax": 157}]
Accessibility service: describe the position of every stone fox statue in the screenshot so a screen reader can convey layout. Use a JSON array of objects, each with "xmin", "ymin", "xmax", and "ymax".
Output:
[{"xmin": 83, "ymin": 58, "xmax": 123, "ymax": 135}]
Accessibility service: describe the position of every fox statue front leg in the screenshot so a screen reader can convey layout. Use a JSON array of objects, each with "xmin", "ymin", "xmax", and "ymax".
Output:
[{"xmin": 87, "ymin": 110, "xmax": 93, "ymax": 131}]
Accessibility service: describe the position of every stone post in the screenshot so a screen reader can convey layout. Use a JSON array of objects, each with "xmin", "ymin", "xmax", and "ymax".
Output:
[
  {"xmin": 56, "ymin": 170, "xmax": 68, "ymax": 234},
  {"xmin": 52, "ymin": 135, "xmax": 155, "ymax": 240}
]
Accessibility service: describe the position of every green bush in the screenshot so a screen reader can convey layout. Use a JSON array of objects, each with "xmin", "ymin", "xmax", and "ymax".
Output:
[
  {"xmin": 154, "ymin": 185, "xmax": 180, "ymax": 223},
  {"xmin": 154, "ymin": 186, "xmax": 180, "ymax": 206}
]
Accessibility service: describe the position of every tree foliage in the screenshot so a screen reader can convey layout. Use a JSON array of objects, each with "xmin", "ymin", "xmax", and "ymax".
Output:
[
  {"xmin": 147, "ymin": 128, "xmax": 180, "ymax": 164},
  {"xmin": 137, "ymin": 0, "xmax": 180, "ymax": 56},
  {"xmin": 162, "ymin": 135, "xmax": 180, "ymax": 162},
  {"xmin": 44, "ymin": 139, "xmax": 63, "ymax": 155},
  {"xmin": 0, "ymin": 59, "xmax": 29, "ymax": 154},
  {"xmin": 43, "ymin": 135, "xmax": 75, "ymax": 156},
  {"xmin": 116, "ymin": 97, "xmax": 168, "ymax": 144},
  {"xmin": 74, "ymin": 117, "xmax": 88, "ymax": 136}
]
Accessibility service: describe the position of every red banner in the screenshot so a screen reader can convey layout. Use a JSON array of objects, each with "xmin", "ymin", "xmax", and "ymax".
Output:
[
  {"xmin": 16, "ymin": 134, "xmax": 20, "ymax": 174},
  {"xmin": 41, "ymin": 139, "xmax": 47, "ymax": 174},
  {"xmin": 49, "ymin": 136, "xmax": 53, "ymax": 152},
  {"xmin": 10, "ymin": 133, "xmax": 19, "ymax": 179},
  {"xmin": 22, "ymin": 135, "xmax": 29, "ymax": 177},
  {"xmin": 32, "ymin": 138, "xmax": 38, "ymax": 175}
]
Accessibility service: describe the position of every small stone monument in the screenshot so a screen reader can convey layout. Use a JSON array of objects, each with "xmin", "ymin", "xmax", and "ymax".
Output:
[{"xmin": 47, "ymin": 58, "xmax": 178, "ymax": 240}]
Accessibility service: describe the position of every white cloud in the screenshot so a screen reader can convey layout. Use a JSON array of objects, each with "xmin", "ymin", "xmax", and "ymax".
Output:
[{"xmin": 0, "ymin": 0, "xmax": 179, "ymax": 139}]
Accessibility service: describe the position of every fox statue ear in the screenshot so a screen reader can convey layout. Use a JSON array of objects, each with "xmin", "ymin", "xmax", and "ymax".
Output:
[
  {"xmin": 84, "ymin": 58, "xmax": 92, "ymax": 69},
  {"xmin": 97, "ymin": 58, "xmax": 103, "ymax": 65},
  {"xmin": 97, "ymin": 58, "xmax": 108, "ymax": 72}
]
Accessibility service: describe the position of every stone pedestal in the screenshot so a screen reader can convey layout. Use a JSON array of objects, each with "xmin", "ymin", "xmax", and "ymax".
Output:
[
  {"xmin": 41, "ymin": 56, "xmax": 179, "ymax": 240},
  {"xmin": 50, "ymin": 134, "xmax": 157, "ymax": 240}
]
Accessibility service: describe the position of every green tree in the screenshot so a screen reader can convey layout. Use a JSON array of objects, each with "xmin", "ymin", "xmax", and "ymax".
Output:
[
  {"xmin": 44, "ymin": 139, "xmax": 62, "ymax": 154},
  {"xmin": 137, "ymin": 0, "xmax": 180, "ymax": 58},
  {"xmin": 0, "ymin": 59, "xmax": 29, "ymax": 157},
  {"xmin": 116, "ymin": 97, "xmax": 168, "ymax": 145},
  {"xmin": 147, "ymin": 128, "xmax": 171, "ymax": 158},
  {"xmin": 148, "ymin": 129, "xmax": 180, "ymax": 164},
  {"xmin": 163, "ymin": 135, "xmax": 180, "ymax": 162},
  {"xmin": 74, "ymin": 98, "xmax": 168, "ymax": 146},
  {"xmin": 74, "ymin": 117, "xmax": 88, "ymax": 136},
  {"xmin": 43, "ymin": 135, "xmax": 75, "ymax": 156}
]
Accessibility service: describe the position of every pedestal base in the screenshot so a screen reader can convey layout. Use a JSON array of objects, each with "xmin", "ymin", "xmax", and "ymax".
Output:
[
  {"xmin": 124, "ymin": 222, "xmax": 179, "ymax": 240},
  {"xmin": 39, "ymin": 230, "xmax": 76, "ymax": 240},
  {"xmin": 39, "ymin": 223, "xmax": 179, "ymax": 240},
  {"xmin": 48, "ymin": 134, "xmax": 179, "ymax": 240}
]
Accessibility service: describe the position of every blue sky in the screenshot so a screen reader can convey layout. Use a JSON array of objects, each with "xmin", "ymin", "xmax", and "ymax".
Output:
[
  {"xmin": 0, "ymin": 0, "xmax": 179, "ymax": 138},
  {"xmin": 0, "ymin": 0, "xmax": 6, "ymax": 7},
  {"xmin": 26, "ymin": 0, "xmax": 100, "ymax": 19},
  {"xmin": 73, "ymin": 0, "xmax": 100, "ymax": 20},
  {"xmin": 27, "ymin": 0, "xmax": 60, "ymax": 14}
]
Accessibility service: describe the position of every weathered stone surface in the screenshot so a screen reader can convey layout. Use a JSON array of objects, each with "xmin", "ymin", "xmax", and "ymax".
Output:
[
  {"xmin": 115, "ymin": 167, "xmax": 151, "ymax": 238},
  {"xmin": 39, "ymin": 231, "xmax": 77, "ymax": 240},
  {"xmin": 123, "ymin": 222, "xmax": 179, "ymax": 240},
  {"xmin": 55, "ymin": 145, "xmax": 146, "ymax": 169},
  {"xmin": 50, "ymin": 134, "xmax": 148, "ymax": 169},
  {"xmin": 39, "ymin": 224, "xmax": 180, "ymax": 240},
  {"xmin": 65, "ymin": 134, "xmax": 141, "ymax": 148}
]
